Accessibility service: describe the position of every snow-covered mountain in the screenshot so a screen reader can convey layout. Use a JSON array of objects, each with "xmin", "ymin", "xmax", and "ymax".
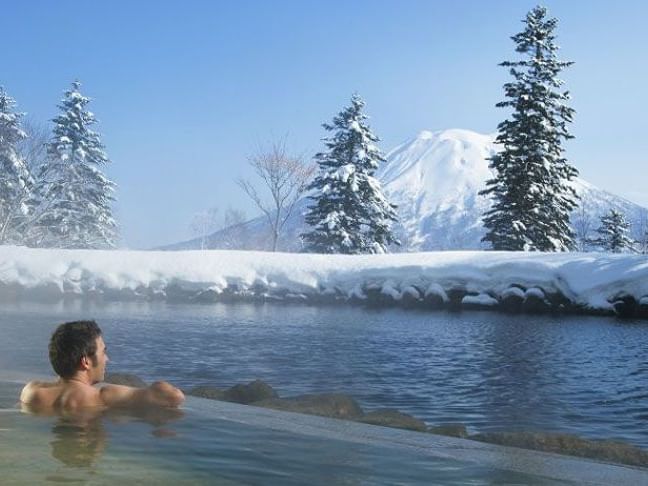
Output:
[
  {"xmin": 164, "ymin": 129, "xmax": 647, "ymax": 252},
  {"xmin": 377, "ymin": 129, "xmax": 496, "ymax": 250}
]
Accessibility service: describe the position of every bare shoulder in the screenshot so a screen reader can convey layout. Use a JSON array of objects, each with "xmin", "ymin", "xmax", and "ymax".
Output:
[
  {"xmin": 20, "ymin": 380, "xmax": 53, "ymax": 401},
  {"xmin": 22, "ymin": 380, "xmax": 184, "ymax": 412},
  {"xmin": 20, "ymin": 380, "xmax": 103, "ymax": 411},
  {"xmin": 20, "ymin": 380, "xmax": 60, "ymax": 407}
]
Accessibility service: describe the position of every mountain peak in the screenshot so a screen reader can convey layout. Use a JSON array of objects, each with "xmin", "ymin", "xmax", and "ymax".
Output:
[
  {"xmin": 416, "ymin": 129, "xmax": 435, "ymax": 140},
  {"xmin": 414, "ymin": 128, "xmax": 494, "ymax": 145},
  {"xmin": 378, "ymin": 129, "xmax": 496, "ymax": 194},
  {"xmin": 163, "ymin": 128, "xmax": 647, "ymax": 252}
]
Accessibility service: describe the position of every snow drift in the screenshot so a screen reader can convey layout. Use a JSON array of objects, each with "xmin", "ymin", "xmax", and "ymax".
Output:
[{"xmin": 1, "ymin": 246, "xmax": 647, "ymax": 318}]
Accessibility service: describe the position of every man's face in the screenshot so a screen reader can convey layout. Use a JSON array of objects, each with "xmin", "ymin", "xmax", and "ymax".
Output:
[{"xmin": 90, "ymin": 336, "xmax": 109, "ymax": 384}]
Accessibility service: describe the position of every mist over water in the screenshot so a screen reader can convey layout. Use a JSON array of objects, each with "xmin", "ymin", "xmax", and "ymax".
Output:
[{"xmin": 2, "ymin": 301, "xmax": 647, "ymax": 449}]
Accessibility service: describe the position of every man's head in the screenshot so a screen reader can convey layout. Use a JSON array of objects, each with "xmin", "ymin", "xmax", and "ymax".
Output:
[{"xmin": 49, "ymin": 320, "xmax": 108, "ymax": 383}]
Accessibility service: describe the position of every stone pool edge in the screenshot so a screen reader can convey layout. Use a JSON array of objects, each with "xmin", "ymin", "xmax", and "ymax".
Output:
[{"xmin": 185, "ymin": 395, "xmax": 648, "ymax": 485}]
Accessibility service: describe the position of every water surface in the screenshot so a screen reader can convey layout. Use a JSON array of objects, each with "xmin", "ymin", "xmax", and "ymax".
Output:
[
  {"xmin": 1, "ymin": 381, "xmax": 576, "ymax": 485},
  {"xmin": 1, "ymin": 301, "xmax": 647, "ymax": 449}
]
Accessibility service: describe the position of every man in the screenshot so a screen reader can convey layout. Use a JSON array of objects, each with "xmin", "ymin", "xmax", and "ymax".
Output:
[{"xmin": 20, "ymin": 320, "xmax": 184, "ymax": 411}]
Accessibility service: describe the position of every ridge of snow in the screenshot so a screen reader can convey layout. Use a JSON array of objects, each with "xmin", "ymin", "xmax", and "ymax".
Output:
[{"xmin": 1, "ymin": 246, "xmax": 647, "ymax": 315}]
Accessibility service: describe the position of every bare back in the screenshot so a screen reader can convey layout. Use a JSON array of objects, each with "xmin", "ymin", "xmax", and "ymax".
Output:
[
  {"xmin": 26, "ymin": 322, "xmax": 184, "ymax": 413},
  {"xmin": 20, "ymin": 380, "xmax": 103, "ymax": 412},
  {"xmin": 20, "ymin": 379, "xmax": 184, "ymax": 413}
]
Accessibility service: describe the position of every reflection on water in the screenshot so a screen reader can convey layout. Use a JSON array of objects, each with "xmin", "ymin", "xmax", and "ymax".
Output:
[
  {"xmin": 2, "ymin": 382, "xmax": 579, "ymax": 485},
  {"xmin": 21, "ymin": 401, "xmax": 184, "ymax": 469},
  {"xmin": 51, "ymin": 416, "xmax": 106, "ymax": 468},
  {"xmin": 1, "ymin": 301, "xmax": 648, "ymax": 451}
]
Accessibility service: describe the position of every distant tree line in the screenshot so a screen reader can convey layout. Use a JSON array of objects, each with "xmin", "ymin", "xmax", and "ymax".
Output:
[
  {"xmin": 3, "ymin": 6, "xmax": 643, "ymax": 255},
  {"xmin": 0, "ymin": 81, "xmax": 117, "ymax": 249},
  {"xmin": 235, "ymin": 5, "xmax": 643, "ymax": 256}
]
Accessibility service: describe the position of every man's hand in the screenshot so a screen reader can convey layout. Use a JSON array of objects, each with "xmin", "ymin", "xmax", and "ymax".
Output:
[{"xmin": 146, "ymin": 381, "xmax": 185, "ymax": 407}]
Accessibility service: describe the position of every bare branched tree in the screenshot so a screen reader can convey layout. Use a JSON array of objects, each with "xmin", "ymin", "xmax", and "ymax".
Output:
[
  {"xmin": 189, "ymin": 206, "xmax": 220, "ymax": 250},
  {"xmin": 237, "ymin": 139, "xmax": 314, "ymax": 252},
  {"xmin": 220, "ymin": 207, "xmax": 249, "ymax": 249},
  {"xmin": 3, "ymin": 118, "xmax": 49, "ymax": 246},
  {"xmin": 17, "ymin": 118, "xmax": 50, "ymax": 172},
  {"xmin": 632, "ymin": 208, "xmax": 648, "ymax": 254},
  {"xmin": 572, "ymin": 201, "xmax": 593, "ymax": 252},
  {"xmin": 223, "ymin": 207, "xmax": 246, "ymax": 228},
  {"xmin": 189, "ymin": 206, "xmax": 250, "ymax": 250}
]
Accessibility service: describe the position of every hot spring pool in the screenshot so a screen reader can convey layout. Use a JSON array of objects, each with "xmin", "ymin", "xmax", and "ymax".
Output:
[
  {"xmin": 2, "ymin": 380, "xmax": 647, "ymax": 485},
  {"xmin": 2, "ymin": 301, "xmax": 648, "ymax": 483}
]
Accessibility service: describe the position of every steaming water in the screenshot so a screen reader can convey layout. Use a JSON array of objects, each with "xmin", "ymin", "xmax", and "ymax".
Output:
[
  {"xmin": 3, "ymin": 302, "xmax": 648, "ymax": 483},
  {"xmin": 3, "ymin": 380, "xmax": 595, "ymax": 485},
  {"xmin": 1, "ymin": 301, "xmax": 647, "ymax": 449}
]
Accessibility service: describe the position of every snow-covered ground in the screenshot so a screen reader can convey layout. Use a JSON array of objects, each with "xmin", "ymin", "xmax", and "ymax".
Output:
[{"xmin": 1, "ymin": 246, "xmax": 647, "ymax": 316}]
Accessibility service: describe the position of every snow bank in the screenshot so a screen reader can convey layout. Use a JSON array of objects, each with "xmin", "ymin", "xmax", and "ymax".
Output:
[{"xmin": 1, "ymin": 246, "xmax": 647, "ymax": 318}]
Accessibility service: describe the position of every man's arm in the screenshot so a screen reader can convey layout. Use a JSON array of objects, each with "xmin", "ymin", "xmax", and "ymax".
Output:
[{"xmin": 99, "ymin": 381, "xmax": 185, "ymax": 409}]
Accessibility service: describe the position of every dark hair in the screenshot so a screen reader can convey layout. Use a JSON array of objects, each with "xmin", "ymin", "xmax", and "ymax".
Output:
[{"xmin": 49, "ymin": 320, "xmax": 103, "ymax": 379}]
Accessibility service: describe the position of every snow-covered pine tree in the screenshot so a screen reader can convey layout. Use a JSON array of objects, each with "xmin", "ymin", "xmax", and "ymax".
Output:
[
  {"xmin": 36, "ymin": 81, "xmax": 118, "ymax": 248},
  {"xmin": 480, "ymin": 6, "xmax": 579, "ymax": 251},
  {"xmin": 301, "ymin": 94, "xmax": 398, "ymax": 254},
  {"xmin": 593, "ymin": 209, "xmax": 634, "ymax": 253},
  {"xmin": 0, "ymin": 87, "xmax": 35, "ymax": 245}
]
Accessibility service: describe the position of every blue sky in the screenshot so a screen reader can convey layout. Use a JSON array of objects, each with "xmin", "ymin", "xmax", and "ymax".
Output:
[{"xmin": 4, "ymin": 1, "xmax": 647, "ymax": 248}]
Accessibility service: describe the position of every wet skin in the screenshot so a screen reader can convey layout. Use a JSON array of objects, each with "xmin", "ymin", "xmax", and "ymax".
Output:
[{"xmin": 20, "ymin": 336, "xmax": 185, "ymax": 412}]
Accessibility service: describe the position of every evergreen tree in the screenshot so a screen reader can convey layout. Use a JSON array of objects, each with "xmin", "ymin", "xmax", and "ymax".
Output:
[
  {"xmin": 480, "ymin": 6, "xmax": 579, "ymax": 251},
  {"xmin": 0, "ymin": 87, "xmax": 35, "ymax": 244},
  {"xmin": 593, "ymin": 209, "xmax": 634, "ymax": 253},
  {"xmin": 36, "ymin": 81, "xmax": 118, "ymax": 248},
  {"xmin": 301, "ymin": 94, "xmax": 398, "ymax": 253}
]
